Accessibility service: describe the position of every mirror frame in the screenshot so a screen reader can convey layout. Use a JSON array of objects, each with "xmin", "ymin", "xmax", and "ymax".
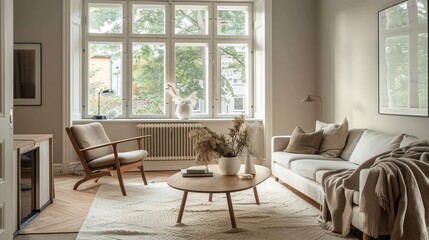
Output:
[{"xmin": 13, "ymin": 43, "xmax": 42, "ymax": 106}]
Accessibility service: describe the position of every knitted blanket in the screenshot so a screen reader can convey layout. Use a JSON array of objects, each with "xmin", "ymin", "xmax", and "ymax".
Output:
[{"xmin": 320, "ymin": 139, "xmax": 429, "ymax": 239}]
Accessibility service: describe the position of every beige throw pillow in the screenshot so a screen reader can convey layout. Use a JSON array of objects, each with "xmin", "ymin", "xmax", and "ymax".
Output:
[
  {"xmin": 284, "ymin": 126, "xmax": 323, "ymax": 154},
  {"xmin": 316, "ymin": 118, "xmax": 349, "ymax": 157}
]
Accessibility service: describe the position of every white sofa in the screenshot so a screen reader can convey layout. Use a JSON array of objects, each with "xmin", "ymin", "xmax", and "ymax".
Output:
[{"xmin": 271, "ymin": 129, "xmax": 419, "ymax": 236}]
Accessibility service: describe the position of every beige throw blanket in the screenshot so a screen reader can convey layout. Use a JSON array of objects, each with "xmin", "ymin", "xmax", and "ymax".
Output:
[{"xmin": 320, "ymin": 139, "xmax": 429, "ymax": 239}]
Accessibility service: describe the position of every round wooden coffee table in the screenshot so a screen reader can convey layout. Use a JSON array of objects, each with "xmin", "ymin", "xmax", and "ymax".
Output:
[{"xmin": 167, "ymin": 164, "xmax": 271, "ymax": 228}]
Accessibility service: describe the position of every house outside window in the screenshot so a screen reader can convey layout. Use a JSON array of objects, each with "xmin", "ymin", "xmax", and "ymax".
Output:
[{"xmin": 83, "ymin": 1, "xmax": 253, "ymax": 119}]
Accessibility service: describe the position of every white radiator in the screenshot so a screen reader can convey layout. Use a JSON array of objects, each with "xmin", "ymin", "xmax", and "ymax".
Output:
[{"xmin": 136, "ymin": 123, "xmax": 202, "ymax": 161}]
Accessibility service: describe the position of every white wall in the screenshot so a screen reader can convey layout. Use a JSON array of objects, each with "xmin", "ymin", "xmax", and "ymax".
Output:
[
  {"xmin": 318, "ymin": 0, "xmax": 429, "ymax": 138},
  {"xmin": 14, "ymin": 0, "xmax": 63, "ymax": 164},
  {"xmin": 271, "ymin": 0, "xmax": 317, "ymax": 135}
]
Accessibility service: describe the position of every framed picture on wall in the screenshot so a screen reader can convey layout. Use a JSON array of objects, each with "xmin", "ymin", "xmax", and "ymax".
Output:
[
  {"xmin": 378, "ymin": 0, "xmax": 428, "ymax": 117},
  {"xmin": 13, "ymin": 43, "xmax": 42, "ymax": 106}
]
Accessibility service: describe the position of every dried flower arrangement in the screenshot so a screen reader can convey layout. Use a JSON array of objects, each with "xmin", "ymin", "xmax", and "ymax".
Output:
[
  {"xmin": 188, "ymin": 115, "xmax": 249, "ymax": 165},
  {"xmin": 166, "ymin": 83, "xmax": 198, "ymax": 107}
]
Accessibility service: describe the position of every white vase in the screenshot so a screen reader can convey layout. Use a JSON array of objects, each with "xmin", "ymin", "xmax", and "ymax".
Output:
[
  {"xmin": 244, "ymin": 152, "xmax": 256, "ymax": 175},
  {"xmin": 218, "ymin": 156, "xmax": 241, "ymax": 175},
  {"xmin": 175, "ymin": 102, "xmax": 192, "ymax": 120}
]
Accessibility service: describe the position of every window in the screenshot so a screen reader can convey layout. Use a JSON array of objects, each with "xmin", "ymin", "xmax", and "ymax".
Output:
[
  {"xmin": 88, "ymin": 3, "xmax": 124, "ymax": 34},
  {"xmin": 83, "ymin": 1, "xmax": 253, "ymax": 118},
  {"xmin": 132, "ymin": 4, "xmax": 166, "ymax": 35},
  {"xmin": 233, "ymin": 97, "xmax": 245, "ymax": 112}
]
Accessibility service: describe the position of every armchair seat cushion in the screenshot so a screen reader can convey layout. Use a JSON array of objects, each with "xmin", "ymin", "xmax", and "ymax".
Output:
[{"xmin": 88, "ymin": 150, "xmax": 148, "ymax": 169}]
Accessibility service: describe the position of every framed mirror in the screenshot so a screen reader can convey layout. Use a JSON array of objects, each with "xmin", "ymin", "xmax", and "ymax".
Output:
[
  {"xmin": 378, "ymin": 0, "xmax": 428, "ymax": 116},
  {"xmin": 13, "ymin": 43, "xmax": 42, "ymax": 106}
]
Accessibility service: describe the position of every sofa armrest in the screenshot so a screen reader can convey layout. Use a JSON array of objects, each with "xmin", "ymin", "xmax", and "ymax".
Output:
[
  {"xmin": 271, "ymin": 135, "xmax": 291, "ymax": 152},
  {"xmin": 359, "ymin": 169, "xmax": 371, "ymax": 203}
]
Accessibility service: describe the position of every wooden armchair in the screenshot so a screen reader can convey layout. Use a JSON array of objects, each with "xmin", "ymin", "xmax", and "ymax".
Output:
[{"xmin": 65, "ymin": 122, "xmax": 150, "ymax": 196}]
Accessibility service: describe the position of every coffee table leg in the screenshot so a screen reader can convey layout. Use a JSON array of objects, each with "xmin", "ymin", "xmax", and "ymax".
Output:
[
  {"xmin": 253, "ymin": 187, "xmax": 260, "ymax": 205},
  {"xmin": 208, "ymin": 193, "xmax": 213, "ymax": 202},
  {"xmin": 177, "ymin": 191, "xmax": 188, "ymax": 223},
  {"xmin": 225, "ymin": 192, "xmax": 237, "ymax": 228}
]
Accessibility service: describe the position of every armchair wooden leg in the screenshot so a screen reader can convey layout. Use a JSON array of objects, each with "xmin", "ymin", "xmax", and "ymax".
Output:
[
  {"xmin": 116, "ymin": 168, "xmax": 127, "ymax": 196},
  {"xmin": 74, "ymin": 172, "xmax": 111, "ymax": 190},
  {"xmin": 139, "ymin": 164, "xmax": 148, "ymax": 185},
  {"xmin": 363, "ymin": 233, "xmax": 371, "ymax": 240}
]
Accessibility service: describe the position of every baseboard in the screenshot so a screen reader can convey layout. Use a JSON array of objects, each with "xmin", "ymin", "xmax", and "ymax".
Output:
[{"xmin": 53, "ymin": 163, "xmax": 64, "ymax": 175}]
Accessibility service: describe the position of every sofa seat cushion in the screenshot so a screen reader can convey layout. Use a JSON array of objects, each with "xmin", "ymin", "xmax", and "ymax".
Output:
[
  {"xmin": 349, "ymin": 130, "xmax": 403, "ymax": 165},
  {"xmin": 88, "ymin": 150, "xmax": 148, "ymax": 169},
  {"xmin": 315, "ymin": 170, "xmax": 329, "ymax": 184},
  {"xmin": 290, "ymin": 160, "xmax": 358, "ymax": 181},
  {"xmin": 272, "ymin": 151, "xmax": 342, "ymax": 169}
]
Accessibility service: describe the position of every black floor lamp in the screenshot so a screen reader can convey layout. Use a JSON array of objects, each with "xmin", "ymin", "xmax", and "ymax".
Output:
[{"xmin": 92, "ymin": 89, "xmax": 116, "ymax": 120}]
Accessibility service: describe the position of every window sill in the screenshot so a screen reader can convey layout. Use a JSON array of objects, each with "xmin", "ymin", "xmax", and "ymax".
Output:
[{"xmin": 72, "ymin": 118, "xmax": 263, "ymax": 123}]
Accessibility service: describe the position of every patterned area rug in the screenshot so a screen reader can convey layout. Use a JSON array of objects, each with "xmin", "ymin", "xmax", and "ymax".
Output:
[{"xmin": 77, "ymin": 178, "xmax": 356, "ymax": 240}]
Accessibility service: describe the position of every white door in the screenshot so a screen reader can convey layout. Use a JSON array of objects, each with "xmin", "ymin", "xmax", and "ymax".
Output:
[{"xmin": 0, "ymin": 0, "xmax": 14, "ymax": 239}]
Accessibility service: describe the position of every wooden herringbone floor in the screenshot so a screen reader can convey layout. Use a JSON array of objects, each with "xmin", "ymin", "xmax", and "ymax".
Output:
[{"xmin": 19, "ymin": 171, "xmax": 176, "ymax": 234}]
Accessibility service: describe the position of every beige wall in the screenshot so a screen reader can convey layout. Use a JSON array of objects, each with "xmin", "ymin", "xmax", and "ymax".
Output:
[
  {"xmin": 14, "ymin": 0, "xmax": 63, "ymax": 164},
  {"xmin": 318, "ymin": 0, "xmax": 429, "ymax": 138},
  {"xmin": 271, "ymin": 0, "xmax": 317, "ymax": 135}
]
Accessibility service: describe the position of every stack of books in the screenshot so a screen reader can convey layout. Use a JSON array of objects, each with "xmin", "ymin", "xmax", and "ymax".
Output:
[{"xmin": 181, "ymin": 166, "xmax": 213, "ymax": 177}]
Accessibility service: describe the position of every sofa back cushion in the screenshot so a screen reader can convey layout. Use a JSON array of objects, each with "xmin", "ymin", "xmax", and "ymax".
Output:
[
  {"xmin": 400, "ymin": 134, "xmax": 420, "ymax": 148},
  {"xmin": 340, "ymin": 129, "xmax": 365, "ymax": 161},
  {"xmin": 315, "ymin": 118, "xmax": 349, "ymax": 157},
  {"xmin": 348, "ymin": 130, "xmax": 403, "ymax": 165},
  {"xmin": 284, "ymin": 126, "xmax": 323, "ymax": 154}
]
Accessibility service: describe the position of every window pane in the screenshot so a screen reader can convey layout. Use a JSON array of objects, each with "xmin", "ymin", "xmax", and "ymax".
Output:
[
  {"xmin": 418, "ymin": 0, "xmax": 428, "ymax": 24},
  {"xmin": 175, "ymin": 43, "xmax": 208, "ymax": 114},
  {"xmin": 175, "ymin": 5, "xmax": 208, "ymax": 35},
  {"xmin": 217, "ymin": 6, "xmax": 249, "ymax": 36},
  {"xmin": 218, "ymin": 44, "xmax": 249, "ymax": 114},
  {"xmin": 233, "ymin": 97, "xmax": 244, "ymax": 111},
  {"xmin": 88, "ymin": 42, "xmax": 123, "ymax": 117},
  {"xmin": 418, "ymin": 33, "xmax": 428, "ymax": 108},
  {"xmin": 132, "ymin": 4, "xmax": 165, "ymax": 35},
  {"xmin": 132, "ymin": 42, "xmax": 166, "ymax": 115},
  {"xmin": 385, "ymin": 36, "xmax": 409, "ymax": 108},
  {"xmin": 386, "ymin": 2, "xmax": 409, "ymax": 29},
  {"xmin": 88, "ymin": 3, "xmax": 123, "ymax": 34}
]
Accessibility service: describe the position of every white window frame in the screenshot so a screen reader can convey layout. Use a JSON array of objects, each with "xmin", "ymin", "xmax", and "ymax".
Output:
[
  {"xmin": 83, "ymin": 0, "xmax": 253, "ymax": 119},
  {"xmin": 214, "ymin": 3, "xmax": 253, "ymax": 40},
  {"xmin": 172, "ymin": 40, "xmax": 212, "ymax": 118},
  {"xmin": 128, "ymin": 39, "xmax": 169, "ymax": 118},
  {"xmin": 85, "ymin": 0, "xmax": 127, "ymax": 37},
  {"xmin": 214, "ymin": 40, "xmax": 253, "ymax": 117},
  {"xmin": 129, "ymin": 2, "xmax": 170, "ymax": 38},
  {"xmin": 83, "ymin": 38, "xmax": 127, "ymax": 119},
  {"xmin": 172, "ymin": 2, "xmax": 212, "ymax": 39}
]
